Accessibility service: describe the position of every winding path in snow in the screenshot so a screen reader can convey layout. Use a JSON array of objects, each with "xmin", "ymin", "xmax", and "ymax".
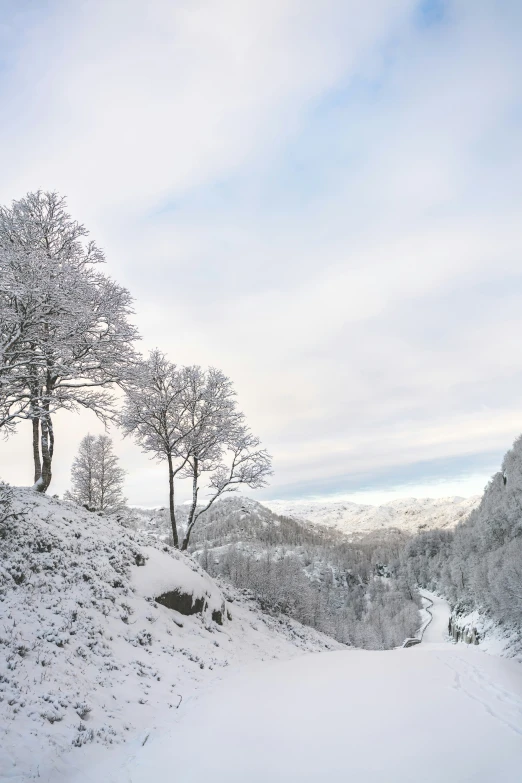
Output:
[{"xmin": 418, "ymin": 589, "xmax": 451, "ymax": 644}]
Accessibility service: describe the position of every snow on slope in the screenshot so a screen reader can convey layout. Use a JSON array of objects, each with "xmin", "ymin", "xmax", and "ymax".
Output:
[
  {"xmin": 264, "ymin": 495, "xmax": 480, "ymax": 536},
  {"xmin": 0, "ymin": 488, "xmax": 342, "ymax": 782},
  {"xmin": 74, "ymin": 644, "xmax": 522, "ymax": 783}
]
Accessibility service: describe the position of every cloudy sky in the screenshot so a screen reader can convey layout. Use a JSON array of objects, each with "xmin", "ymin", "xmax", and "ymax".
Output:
[{"xmin": 1, "ymin": 0, "xmax": 521, "ymax": 506}]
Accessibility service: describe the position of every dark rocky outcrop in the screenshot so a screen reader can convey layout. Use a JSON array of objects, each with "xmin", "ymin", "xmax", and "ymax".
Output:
[
  {"xmin": 155, "ymin": 589, "xmax": 205, "ymax": 615},
  {"xmin": 155, "ymin": 589, "xmax": 225, "ymax": 625}
]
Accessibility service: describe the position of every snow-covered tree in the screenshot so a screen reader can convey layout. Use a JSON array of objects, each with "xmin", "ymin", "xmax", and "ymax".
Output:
[
  {"xmin": 173, "ymin": 366, "xmax": 272, "ymax": 550},
  {"xmin": 121, "ymin": 359, "xmax": 272, "ymax": 550},
  {"xmin": 0, "ymin": 191, "xmax": 139, "ymax": 492},
  {"xmin": 65, "ymin": 434, "xmax": 98, "ymax": 510},
  {"xmin": 181, "ymin": 414, "xmax": 273, "ymax": 551},
  {"xmin": 119, "ymin": 351, "xmax": 190, "ymax": 547},
  {"xmin": 65, "ymin": 434, "xmax": 126, "ymax": 512}
]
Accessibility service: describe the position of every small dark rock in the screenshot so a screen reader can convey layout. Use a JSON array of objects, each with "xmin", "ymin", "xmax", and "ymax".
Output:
[{"xmin": 212, "ymin": 608, "xmax": 224, "ymax": 626}]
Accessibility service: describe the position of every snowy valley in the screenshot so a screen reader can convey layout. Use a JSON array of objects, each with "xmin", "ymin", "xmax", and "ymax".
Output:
[{"xmin": 132, "ymin": 496, "xmax": 425, "ymax": 649}]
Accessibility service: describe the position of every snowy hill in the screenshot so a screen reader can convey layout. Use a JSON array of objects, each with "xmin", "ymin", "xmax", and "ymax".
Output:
[
  {"xmin": 0, "ymin": 487, "xmax": 341, "ymax": 782},
  {"xmin": 263, "ymin": 495, "xmax": 480, "ymax": 537}
]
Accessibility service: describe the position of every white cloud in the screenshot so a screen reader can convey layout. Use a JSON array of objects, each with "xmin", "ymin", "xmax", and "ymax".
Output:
[
  {"xmin": 0, "ymin": 0, "xmax": 414, "ymax": 209},
  {"xmin": 1, "ymin": 0, "xmax": 522, "ymax": 504}
]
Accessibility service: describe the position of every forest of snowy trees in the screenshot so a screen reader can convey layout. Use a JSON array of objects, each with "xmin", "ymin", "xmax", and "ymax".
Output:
[{"xmin": 193, "ymin": 503, "xmax": 422, "ymax": 649}]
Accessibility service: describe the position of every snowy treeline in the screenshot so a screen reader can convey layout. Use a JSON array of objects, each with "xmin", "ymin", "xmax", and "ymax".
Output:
[
  {"xmin": 136, "ymin": 497, "xmax": 422, "ymax": 649},
  {"xmin": 395, "ymin": 435, "xmax": 522, "ymax": 638}
]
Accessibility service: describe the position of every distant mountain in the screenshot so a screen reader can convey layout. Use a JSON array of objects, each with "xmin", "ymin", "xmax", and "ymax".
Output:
[{"xmin": 262, "ymin": 496, "xmax": 480, "ymax": 537}]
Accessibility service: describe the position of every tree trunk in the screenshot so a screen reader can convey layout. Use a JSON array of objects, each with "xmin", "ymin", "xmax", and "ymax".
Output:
[
  {"xmin": 36, "ymin": 409, "xmax": 53, "ymax": 493},
  {"xmin": 167, "ymin": 453, "xmax": 179, "ymax": 548},
  {"xmin": 29, "ymin": 364, "xmax": 42, "ymax": 486},
  {"xmin": 99, "ymin": 449, "xmax": 105, "ymax": 511},
  {"xmin": 32, "ymin": 417, "xmax": 42, "ymax": 485},
  {"xmin": 181, "ymin": 459, "xmax": 198, "ymax": 551}
]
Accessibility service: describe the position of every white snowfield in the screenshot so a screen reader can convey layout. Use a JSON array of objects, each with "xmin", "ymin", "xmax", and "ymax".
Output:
[
  {"xmin": 74, "ymin": 655, "xmax": 522, "ymax": 783},
  {"xmin": 75, "ymin": 594, "xmax": 522, "ymax": 783},
  {"xmin": 265, "ymin": 495, "xmax": 480, "ymax": 536}
]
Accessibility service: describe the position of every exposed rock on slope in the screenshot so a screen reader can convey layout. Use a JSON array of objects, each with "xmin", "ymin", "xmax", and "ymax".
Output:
[{"xmin": 131, "ymin": 545, "xmax": 226, "ymax": 623}]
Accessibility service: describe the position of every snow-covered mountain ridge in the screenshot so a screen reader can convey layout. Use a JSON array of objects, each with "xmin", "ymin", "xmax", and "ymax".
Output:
[
  {"xmin": 263, "ymin": 495, "xmax": 480, "ymax": 536},
  {"xmin": 0, "ymin": 487, "xmax": 341, "ymax": 782}
]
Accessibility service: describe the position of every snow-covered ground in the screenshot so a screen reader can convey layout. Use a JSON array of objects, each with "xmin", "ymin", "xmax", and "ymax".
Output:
[
  {"xmin": 264, "ymin": 495, "xmax": 479, "ymax": 537},
  {"xmin": 71, "ymin": 590, "xmax": 522, "ymax": 783},
  {"xmin": 0, "ymin": 488, "xmax": 341, "ymax": 782},
  {"xmin": 74, "ymin": 648, "xmax": 522, "ymax": 783}
]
